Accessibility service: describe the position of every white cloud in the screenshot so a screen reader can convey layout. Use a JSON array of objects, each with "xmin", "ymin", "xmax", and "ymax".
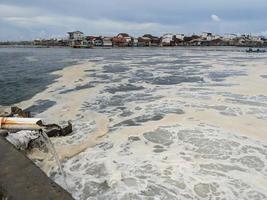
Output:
[
  {"xmin": 1, "ymin": 2, "xmax": 266, "ymax": 40},
  {"xmin": 3, "ymin": 15, "xmax": 182, "ymax": 36},
  {"xmin": 0, "ymin": 4, "xmax": 42, "ymax": 18},
  {"xmin": 0, "ymin": 4, "xmax": 182, "ymax": 37},
  {"xmin": 211, "ymin": 14, "xmax": 221, "ymax": 22}
]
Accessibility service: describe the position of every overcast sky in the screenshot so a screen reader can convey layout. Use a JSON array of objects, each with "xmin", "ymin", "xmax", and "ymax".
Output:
[{"xmin": 0, "ymin": 0, "xmax": 267, "ymax": 40}]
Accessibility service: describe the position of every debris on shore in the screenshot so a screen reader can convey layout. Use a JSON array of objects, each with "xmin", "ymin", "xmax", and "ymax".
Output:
[{"xmin": 0, "ymin": 106, "xmax": 73, "ymax": 150}]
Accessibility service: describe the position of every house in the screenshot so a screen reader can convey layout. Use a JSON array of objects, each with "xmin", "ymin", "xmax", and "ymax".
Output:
[
  {"xmin": 175, "ymin": 33, "xmax": 185, "ymax": 40},
  {"xmin": 143, "ymin": 34, "xmax": 161, "ymax": 46},
  {"xmin": 222, "ymin": 34, "xmax": 238, "ymax": 46},
  {"xmin": 133, "ymin": 38, "xmax": 138, "ymax": 47},
  {"xmin": 233, "ymin": 35, "xmax": 258, "ymax": 46},
  {"xmin": 248, "ymin": 37, "xmax": 264, "ymax": 47},
  {"xmin": 173, "ymin": 35, "xmax": 184, "ymax": 46},
  {"xmin": 189, "ymin": 37, "xmax": 225, "ymax": 46},
  {"xmin": 212, "ymin": 35, "xmax": 221, "ymax": 40},
  {"xmin": 68, "ymin": 31, "xmax": 84, "ymax": 40},
  {"xmin": 113, "ymin": 33, "xmax": 133, "ymax": 47},
  {"xmin": 161, "ymin": 33, "xmax": 175, "ymax": 46},
  {"xmin": 94, "ymin": 37, "xmax": 103, "ymax": 46},
  {"xmin": 68, "ymin": 31, "xmax": 86, "ymax": 47},
  {"xmin": 189, "ymin": 38, "xmax": 203, "ymax": 46},
  {"xmin": 250, "ymin": 36, "xmax": 263, "ymax": 43},
  {"xmin": 86, "ymin": 36, "xmax": 103, "ymax": 47},
  {"xmin": 33, "ymin": 39, "xmax": 53, "ymax": 46},
  {"xmin": 201, "ymin": 32, "xmax": 213, "ymax": 41},
  {"xmin": 183, "ymin": 35, "xmax": 201, "ymax": 46},
  {"xmin": 33, "ymin": 39, "xmax": 42, "ymax": 46},
  {"xmin": 174, "ymin": 38, "xmax": 184, "ymax": 46},
  {"xmin": 57, "ymin": 39, "xmax": 69, "ymax": 46},
  {"xmin": 209, "ymin": 38, "xmax": 225, "ymax": 46},
  {"xmin": 102, "ymin": 37, "xmax": 113, "ymax": 47},
  {"xmin": 224, "ymin": 34, "xmax": 238, "ymax": 40},
  {"xmin": 138, "ymin": 36, "xmax": 151, "ymax": 47},
  {"xmin": 263, "ymin": 38, "xmax": 267, "ymax": 47},
  {"xmin": 118, "ymin": 33, "xmax": 132, "ymax": 43},
  {"xmin": 85, "ymin": 36, "xmax": 95, "ymax": 46},
  {"xmin": 112, "ymin": 37, "xmax": 127, "ymax": 47},
  {"xmin": 236, "ymin": 37, "xmax": 247, "ymax": 46}
]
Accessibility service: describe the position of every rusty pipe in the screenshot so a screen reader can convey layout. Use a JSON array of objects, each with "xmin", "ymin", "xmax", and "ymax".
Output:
[{"xmin": 0, "ymin": 117, "xmax": 43, "ymax": 130}]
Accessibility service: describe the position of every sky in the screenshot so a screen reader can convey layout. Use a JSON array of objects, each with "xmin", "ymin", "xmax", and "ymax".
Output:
[{"xmin": 0, "ymin": 0, "xmax": 267, "ymax": 41}]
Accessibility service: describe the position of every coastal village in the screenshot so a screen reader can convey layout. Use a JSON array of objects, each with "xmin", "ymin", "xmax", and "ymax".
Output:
[{"xmin": 30, "ymin": 31, "xmax": 267, "ymax": 48}]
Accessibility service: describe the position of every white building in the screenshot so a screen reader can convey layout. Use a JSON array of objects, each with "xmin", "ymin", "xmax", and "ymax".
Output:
[
  {"xmin": 250, "ymin": 36, "xmax": 263, "ymax": 42},
  {"xmin": 133, "ymin": 38, "xmax": 138, "ymax": 47},
  {"xmin": 201, "ymin": 32, "xmax": 213, "ymax": 41},
  {"xmin": 117, "ymin": 33, "xmax": 132, "ymax": 43},
  {"xmin": 161, "ymin": 33, "xmax": 174, "ymax": 46},
  {"xmin": 67, "ymin": 31, "xmax": 84, "ymax": 40},
  {"xmin": 175, "ymin": 33, "xmax": 185, "ymax": 40},
  {"xmin": 67, "ymin": 31, "xmax": 86, "ymax": 47},
  {"xmin": 224, "ymin": 34, "xmax": 238, "ymax": 40},
  {"xmin": 102, "ymin": 37, "xmax": 113, "ymax": 47},
  {"xmin": 212, "ymin": 34, "xmax": 221, "ymax": 40}
]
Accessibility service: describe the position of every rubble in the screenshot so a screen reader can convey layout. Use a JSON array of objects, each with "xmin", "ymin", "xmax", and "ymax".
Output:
[{"xmin": 6, "ymin": 130, "xmax": 39, "ymax": 151}]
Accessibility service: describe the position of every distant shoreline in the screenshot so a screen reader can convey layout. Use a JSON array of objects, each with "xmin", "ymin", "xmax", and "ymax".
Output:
[
  {"xmin": 0, "ymin": 45, "xmax": 69, "ymax": 48},
  {"xmin": 0, "ymin": 45, "xmax": 261, "ymax": 53}
]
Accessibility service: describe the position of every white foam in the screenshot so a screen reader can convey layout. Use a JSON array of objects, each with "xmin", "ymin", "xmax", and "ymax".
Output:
[{"xmin": 20, "ymin": 49, "xmax": 267, "ymax": 199}]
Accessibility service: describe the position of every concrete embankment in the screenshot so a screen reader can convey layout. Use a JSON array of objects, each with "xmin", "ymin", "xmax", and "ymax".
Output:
[{"xmin": 0, "ymin": 135, "xmax": 74, "ymax": 200}]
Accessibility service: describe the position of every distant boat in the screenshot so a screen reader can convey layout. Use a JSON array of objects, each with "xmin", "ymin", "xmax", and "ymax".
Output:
[{"xmin": 246, "ymin": 48, "xmax": 266, "ymax": 53}]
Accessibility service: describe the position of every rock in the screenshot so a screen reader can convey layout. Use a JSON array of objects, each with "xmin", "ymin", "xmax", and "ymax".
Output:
[
  {"xmin": 6, "ymin": 131, "xmax": 39, "ymax": 150},
  {"xmin": 0, "ymin": 130, "xmax": 8, "ymax": 137}
]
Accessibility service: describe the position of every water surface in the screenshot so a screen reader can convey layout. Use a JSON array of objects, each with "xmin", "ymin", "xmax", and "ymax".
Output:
[{"xmin": 2, "ymin": 47, "xmax": 267, "ymax": 200}]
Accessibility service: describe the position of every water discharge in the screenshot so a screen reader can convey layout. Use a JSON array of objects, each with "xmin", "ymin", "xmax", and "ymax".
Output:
[{"xmin": 40, "ymin": 130, "xmax": 69, "ymax": 191}]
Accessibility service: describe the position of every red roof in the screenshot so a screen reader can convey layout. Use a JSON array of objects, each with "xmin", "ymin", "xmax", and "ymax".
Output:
[
  {"xmin": 112, "ymin": 37, "xmax": 127, "ymax": 43},
  {"xmin": 86, "ymin": 36, "xmax": 97, "ymax": 40}
]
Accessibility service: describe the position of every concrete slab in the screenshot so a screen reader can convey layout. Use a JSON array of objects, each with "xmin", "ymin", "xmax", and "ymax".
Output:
[{"xmin": 0, "ymin": 136, "xmax": 74, "ymax": 200}]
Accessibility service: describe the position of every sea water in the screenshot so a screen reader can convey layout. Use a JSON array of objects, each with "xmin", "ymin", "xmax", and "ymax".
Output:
[{"xmin": 1, "ymin": 47, "xmax": 267, "ymax": 199}]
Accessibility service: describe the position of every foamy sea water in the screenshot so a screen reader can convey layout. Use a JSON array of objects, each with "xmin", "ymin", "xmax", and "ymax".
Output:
[{"xmin": 16, "ymin": 48, "xmax": 267, "ymax": 200}]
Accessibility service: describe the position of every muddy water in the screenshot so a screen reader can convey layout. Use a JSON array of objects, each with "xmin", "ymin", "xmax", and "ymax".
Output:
[{"xmin": 18, "ymin": 48, "xmax": 267, "ymax": 199}]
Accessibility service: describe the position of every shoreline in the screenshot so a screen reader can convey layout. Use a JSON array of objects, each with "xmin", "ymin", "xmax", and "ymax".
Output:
[{"xmin": 0, "ymin": 45, "xmax": 264, "ymax": 51}]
